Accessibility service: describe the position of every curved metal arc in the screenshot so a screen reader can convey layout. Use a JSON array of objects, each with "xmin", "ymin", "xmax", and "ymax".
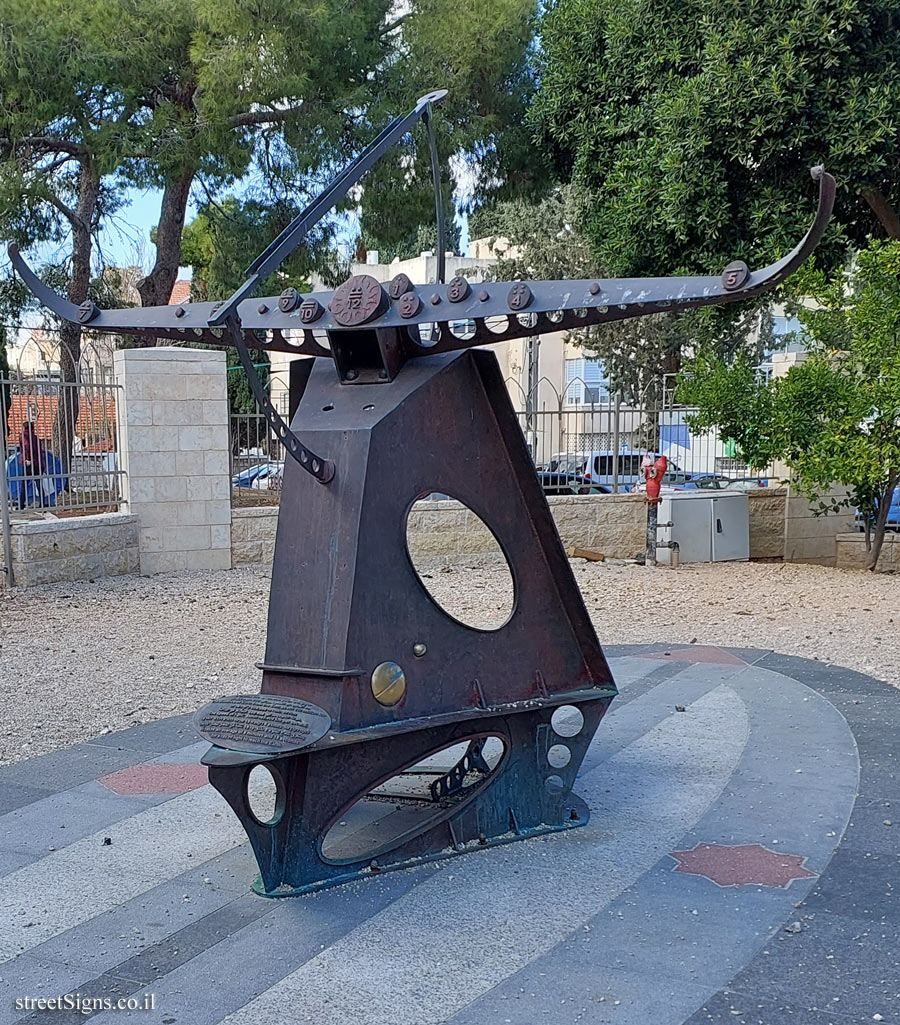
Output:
[
  {"xmin": 8, "ymin": 169, "xmax": 835, "ymax": 352},
  {"xmin": 222, "ymin": 316, "xmax": 334, "ymax": 485},
  {"xmin": 7, "ymin": 243, "xmax": 86, "ymax": 324}
]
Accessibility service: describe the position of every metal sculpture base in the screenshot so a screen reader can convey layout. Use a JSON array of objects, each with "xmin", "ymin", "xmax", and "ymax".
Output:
[
  {"xmin": 198, "ymin": 348, "xmax": 617, "ymax": 897},
  {"xmin": 204, "ymin": 698, "xmax": 609, "ymax": 896}
]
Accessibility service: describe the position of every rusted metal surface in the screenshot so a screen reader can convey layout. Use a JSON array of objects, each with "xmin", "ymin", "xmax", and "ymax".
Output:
[{"xmin": 9, "ymin": 89, "xmax": 835, "ymax": 896}]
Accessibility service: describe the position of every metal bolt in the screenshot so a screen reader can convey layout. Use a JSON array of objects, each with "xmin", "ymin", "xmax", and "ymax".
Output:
[
  {"xmin": 345, "ymin": 369, "xmax": 358, "ymax": 381},
  {"xmin": 413, "ymin": 642, "xmax": 427, "ymax": 657},
  {"xmin": 378, "ymin": 369, "xmax": 389, "ymax": 380},
  {"xmin": 430, "ymin": 293, "xmax": 441, "ymax": 305},
  {"xmin": 589, "ymin": 282, "xmax": 601, "ymax": 295},
  {"xmin": 258, "ymin": 303, "xmax": 269, "ymax": 314},
  {"xmin": 174, "ymin": 306, "xmax": 185, "ymax": 318},
  {"xmin": 370, "ymin": 859, "xmax": 380, "ymax": 871},
  {"xmin": 478, "ymin": 290, "xmax": 489, "ymax": 302}
]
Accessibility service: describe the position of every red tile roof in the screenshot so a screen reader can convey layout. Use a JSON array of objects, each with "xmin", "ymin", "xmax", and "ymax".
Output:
[
  {"xmin": 168, "ymin": 280, "xmax": 191, "ymax": 305},
  {"xmin": 6, "ymin": 394, "xmax": 117, "ymax": 451}
]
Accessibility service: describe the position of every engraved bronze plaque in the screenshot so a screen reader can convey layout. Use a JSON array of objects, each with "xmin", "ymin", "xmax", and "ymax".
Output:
[
  {"xmin": 195, "ymin": 694, "xmax": 332, "ymax": 754},
  {"xmin": 722, "ymin": 260, "xmax": 750, "ymax": 291},
  {"xmin": 331, "ymin": 274, "xmax": 386, "ymax": 326},
  {"xmin": 507, "ymin": 282, "xmax": 533, "ymax": 311},
  {"xmin": 447, "ymin": 275, "xmax": 470, "ymax": 303}
]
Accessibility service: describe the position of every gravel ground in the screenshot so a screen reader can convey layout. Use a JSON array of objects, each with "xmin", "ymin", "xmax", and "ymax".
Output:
[{"xmin": 1, "ymin": 560, "xmax": 897, "ymax": 766}]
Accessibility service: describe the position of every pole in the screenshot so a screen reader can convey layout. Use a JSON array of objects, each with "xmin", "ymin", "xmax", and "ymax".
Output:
[
  {"xmin": 646, "ymin": 499, "xmax": 657, "ymax": 567},
  {"xmin": 0, "ymin": 439, "xmax": 15, "ymax": 588},
  {"xmin": 612, "ymin": 391, "xmax": 621, "ymax": 493}
]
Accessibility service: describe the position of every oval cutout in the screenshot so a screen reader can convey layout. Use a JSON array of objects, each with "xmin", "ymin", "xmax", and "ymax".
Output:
[
  {"xmin": 247, "ymin": 764, "xmax": 281, "ymax": 826},
  {"xmin": 406, "ymin": 493, "xmax": 515, "ymax": 630},
  {"xmin": 320, "ymin": 735, "xmax": 507, "ymax": 864}
]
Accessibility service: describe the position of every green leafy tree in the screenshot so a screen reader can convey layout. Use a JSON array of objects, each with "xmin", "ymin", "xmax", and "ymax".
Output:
[
  {"xmin": 471, "ymin": 186, "xmax": 769, "ymax": 400},
  {"xmin": 679, "ymin": 239, "xmax": 900, "ymax": 571},
  {"xmin": 530, "ymin": 0, "xmax": 900, "ymax": 279}
]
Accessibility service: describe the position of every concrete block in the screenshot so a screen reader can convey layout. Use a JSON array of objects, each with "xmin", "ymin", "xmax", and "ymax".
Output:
[
  {"xmin": 128, "ymin": 425, "xmax": 176, "ymax": 455},
  {"xmin": 210, "ymin": 524, "xmax": 232, "ymax": 549},
  {"xmin": 206, "ymin": 502, "xmax": 233, "ymax": 526},
  {"xmin": 165, "ymin": 525, "xmax": 211, "ymax": 551},
  {"xmin": 201, "ymin": 400, "xmax": 229, "ymax": 426},
  {"xmin": 130, "ymin": 501, "xmax": 179, "ymax": 528},
  {"xmin": 179, "ymin": 425, "xmax": 225, "ymax": 452},
  {"xmin": 125, "ymin": 451, "xmax": 175, "ymax": 478},
  {"xmin": 141, "ymin": 550, "xmax": 189, "ymax": 575},
  {"xmin": 155, "ymin": 477, "xmax": 189, "ymax": 503},
  {"xmin": 188, "ymin": 547, "xmax": 232, "ymax": 571},
  {"xmin": 124, "ymin": 399, "xmax": 153, "ymax": 426},
  {"xmin": 152, "ymin": 400, "xmax": 197, "ymax": 427},
  {"xmin": 232, "ymin": 540, "xmax": 264, "ymax": 565},
  {"xmin": 205, "ymin": 450, "xmax": 231, "ymax": 476},
  {"xmin": 175, "ymin": 451, "xmax": 206, "ymax": 477}
]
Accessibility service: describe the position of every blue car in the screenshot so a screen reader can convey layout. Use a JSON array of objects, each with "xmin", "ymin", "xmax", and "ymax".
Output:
[
  {"xmin": 856, "ymin": 487, "xmax": 900, "ymax": 532},
  {"xmin": 232, "ymin": 461, "xmax": 283, "ymax": 489}
]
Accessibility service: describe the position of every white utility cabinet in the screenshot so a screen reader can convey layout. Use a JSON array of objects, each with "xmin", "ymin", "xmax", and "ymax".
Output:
[{"xmin": 656, "ymin": 491, "xmax": 750, "ymax": 565}]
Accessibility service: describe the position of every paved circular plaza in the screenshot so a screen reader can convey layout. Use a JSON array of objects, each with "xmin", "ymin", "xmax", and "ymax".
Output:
[{"xmin": 0, "ymin": 645, "xmax": 896, "ymax": 1025}]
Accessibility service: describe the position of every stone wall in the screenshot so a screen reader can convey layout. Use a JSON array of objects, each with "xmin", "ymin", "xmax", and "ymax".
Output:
[
  {"xmin": 115, "ymin": 347, "xmax": 232, "ymax": 575},
  {"xmin": 835, "ymin": 532, "xmax": 900, "ymax": 570},
  {"xmin": 747, "ymin": 488, "xmax": 788, "ymax": 559},
  {"xmin": 2, "ymin": 513, "xmax": 139, "ymax": 589},
  {"xmin": 783, "ymin": 487, "xmax": 855, "ymax": 566},
  {"xmin": 232, "ymin": 507, "xmax": 279, "ymax": 566}
]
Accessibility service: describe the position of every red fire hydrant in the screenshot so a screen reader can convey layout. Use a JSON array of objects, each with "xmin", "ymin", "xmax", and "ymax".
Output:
[{"xmin": 641, "ymin": 453, "xmax": 668, "ymax": 504}]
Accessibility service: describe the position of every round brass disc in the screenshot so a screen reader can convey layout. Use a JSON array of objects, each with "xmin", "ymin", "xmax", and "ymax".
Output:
[{"xmin": 371, "ymin": 661, "xmax": 406, "ymax": 706}]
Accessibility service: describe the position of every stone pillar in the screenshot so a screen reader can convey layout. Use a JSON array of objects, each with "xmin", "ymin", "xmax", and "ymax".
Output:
[{"xmin": 114, "ymin": 346, "xmax": 232, "ymax": 574}]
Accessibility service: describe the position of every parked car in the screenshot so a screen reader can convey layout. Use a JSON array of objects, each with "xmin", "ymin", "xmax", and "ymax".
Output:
[
  {"xmin": 681, "ymin": 475, "xmax": 767, "ymax": 491},
  {"xmin": 232, "ymin": 462, "xmax": 283, "ymax": 489},
  {"xmin": 629, "ymin": 470, "xmax": 696, "ymax": 494},
  {"xmin": 855, "ymin": 487, "xmax": 900, "ymax": 532},
  {"xmin": 537, "ymin": 472, "xmax": 610, "ymax": 496}
]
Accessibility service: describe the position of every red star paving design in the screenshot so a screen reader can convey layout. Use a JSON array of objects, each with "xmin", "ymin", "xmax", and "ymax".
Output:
[
  {"xmin": 98, "ymin": 763, "xmax": 209, "ymax": 795},
  {"xmin": 670, "ymin": 842, "xmax": 817, "ymax": 888},
  {"xmin": 640, "ymin": 646, "xmax": 747, "ymax": 665}
]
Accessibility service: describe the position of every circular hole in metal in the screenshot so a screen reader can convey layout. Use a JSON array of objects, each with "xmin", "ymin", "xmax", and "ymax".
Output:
[
  {"xmin": 547, "ymin": 744, "xmax": 572, "ymax": 769},
  {"xmin": 363, "ymin": 403, "xmax": 375, "ymax": 411},
  {"xmin": 484, "ymin": 315, "xmax": 509, "ymax": 334},
  {"xmin": 406, "ymin": 492, "xmax": 515, "ymax": 631},
  {"xmin": 312, "ymin": 329, "xmax": 330, "ymax": 350},
  {"xmin": 247, "ymin": 764, "xmax": 282, "ymax": 826},
  {"xmin": 545, "ymin": 774, "xmax": 565, "ymax": 795},
  {"xmin": 371, "ymin": 661, "xmax": 406, "ymax": 706},
  {"xmin": 573, "ymin": 307, "xmax": 588, "ymax": 319},
  {"xmin": 551, "ymin": 704, "xmax": 585, "ymax": 738},
  {"xmin": 449, "ymin": 318, "xmax": 476, "ymax": 340},
  {"xmin": 409, "ymin": 322, "xmax": 440, "ymax": 348},
  {"xmin": 547, "ymin": 309, "xmax": 564, "ymax": 324},
  {"xmin": 516, "ymin": 312, "xmax": 537, "ymax": 330},
  {"xmin": 322, "ymin": 403, "xmax": 334, "ymax": 412}
]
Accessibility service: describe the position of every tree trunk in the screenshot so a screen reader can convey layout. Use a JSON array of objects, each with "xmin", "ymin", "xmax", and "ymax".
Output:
[
  {"xmin": 136, "ymin": 168, "xmax": 195, "ymax": 324},
  {"xmin": 867, "ymin": 474, "xmax": 899, "ymax": 571},
  {"xmin": 53, "ymin": 163, "xmax": 100, "ymax": 472}
]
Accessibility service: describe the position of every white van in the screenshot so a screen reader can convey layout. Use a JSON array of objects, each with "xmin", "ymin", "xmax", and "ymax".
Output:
[{"xmin": 550, "ymin": 451, "xmax": 687, "ymax": 490}]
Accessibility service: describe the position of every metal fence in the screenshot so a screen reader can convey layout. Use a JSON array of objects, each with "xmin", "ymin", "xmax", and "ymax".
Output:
[
  {"xmin": 1, "ymin": 374, "xmax": 125, "ymax": 517},
  {"xmin": 229, "ymin": 374, "xmax": 773, "ymax": 506}
]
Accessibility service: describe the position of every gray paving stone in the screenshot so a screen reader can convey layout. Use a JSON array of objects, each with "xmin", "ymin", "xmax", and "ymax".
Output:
[
  {"xmin": 31, "ymin": 844, "xmax": 257, "ymax": 975},
  {"xmin": 90, "ymin": 714, "xmax": 196, "ymax": 755},
  {"xmin": 0, "ymin": 783, "xmax": 47, "ymax": 818},
  {"xmin": 0, "ymin": 744, "xmax": 156, "ymax": 793},
  {"xmin": 685, "ymin": 988, "xmax": 871, "ymax": 1025},
  {"xmin": 444, "ymin": 960, "xmax": 712, "ymax": 1025},
  {"xmin": 720, "ymin": 911, "xmax": 900, "ymax": 1021},
  {"xmin": 0, "ymin": 953, "xmax": 88, "ymax": 1025},
  {"xmin": 84, "ymin": 864, "xmax": 442, "ymax": 1025},
  {"xmin": 800, "ymin": 848, "xmax": 900, "ymax": 924},
  {"xmin": 0, "ymin": 782, "xmax": 161, "ymax": 859},
  {"xmin": 841, "ymin": 799, "xmax": 900, "ymax": 858}
]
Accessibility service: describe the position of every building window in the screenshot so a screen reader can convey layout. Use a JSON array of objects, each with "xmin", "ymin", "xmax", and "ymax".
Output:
[{"xmin": 564, "ymin": 358, "xmax": 609, "ymax": 405}]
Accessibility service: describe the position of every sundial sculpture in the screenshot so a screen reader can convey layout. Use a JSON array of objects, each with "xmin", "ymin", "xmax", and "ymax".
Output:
[{"xmin": 10, "ymin": 90, "xmax": 835, "ymax": 896}]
